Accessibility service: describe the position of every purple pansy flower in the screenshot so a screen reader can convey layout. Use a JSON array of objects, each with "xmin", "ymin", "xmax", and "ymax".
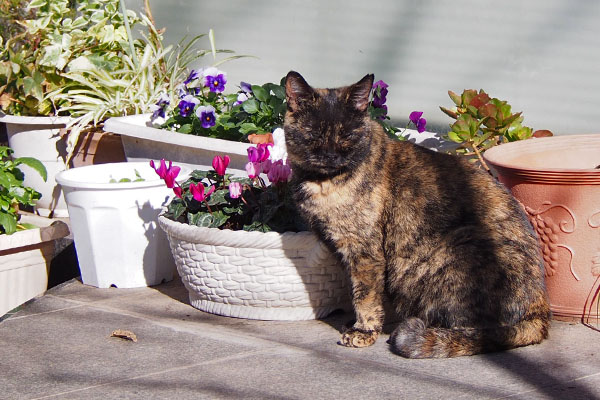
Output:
[
  {"xmin": 409, "ymin": 111, "xmax": 427, "ymax": 133},
  {"xmin": 149, "ymin": 92, "xmax": 170, "ymax": 120},
  {"xmin": 234, "ymin": 92, "xmax": 249, "ymax": 106},
  {"xmin": 203, "ymin": 67, "xmax": 227, "ymax": 93},
  {"xmin": 178, "ymin": 95, "xmax": 200, "ymax": 118},
  {"xmin": 240, "ymin": 81, "xmax": 252, "ymax": 94},
  {"xmin": 195, "ymin": 105, "xmax": 216, "ymax": 128},
  {"xmin": 184, "ymin": 68, "xmax": 203, "ymax": 85}
]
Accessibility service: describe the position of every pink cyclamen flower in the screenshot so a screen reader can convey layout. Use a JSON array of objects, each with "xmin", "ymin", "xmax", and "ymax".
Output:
[
  {"xmin": 247, "ymin": 143, "xmax": 271, "ymax": 163},
  {"xmin": 150, "ymin": 159, "xmax": 181, "ymax": 188},
  {"xmin": 212, "ymin": 155, "xmax": 230, "ymax": 176},
  {"xmin": 189, "ymin": 183, "xmax": 215, "ymax": 202},
  {"xmin": 245, "ymin": 161, "xmax": 260, "ymax": 179},
  {"xmin": 228, "ymin": 182, "xmax": 243, "ymax": 199},
  {"xmin": 267, "ymin": 160, "xmax": 292, "ymax": 184},
  {"xmin": 173, "ymin": 186, "xmax": 183, "ymax": 199}
]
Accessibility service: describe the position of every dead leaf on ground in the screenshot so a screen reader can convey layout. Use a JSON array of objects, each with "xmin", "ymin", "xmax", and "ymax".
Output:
[{"xmin": 110, "ymin": 329, "xmax": 138, "ymax": 342}]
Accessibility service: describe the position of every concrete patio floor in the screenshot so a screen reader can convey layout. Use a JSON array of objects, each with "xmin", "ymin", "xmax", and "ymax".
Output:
[{"xmin": 2, "ymin": 273, "xmax": 600, "ymax": 400}]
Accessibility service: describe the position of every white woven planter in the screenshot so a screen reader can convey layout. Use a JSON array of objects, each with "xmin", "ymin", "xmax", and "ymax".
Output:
[{"xmin": 158, "ymin": 215, "xmax": 350, "ymax": 320}]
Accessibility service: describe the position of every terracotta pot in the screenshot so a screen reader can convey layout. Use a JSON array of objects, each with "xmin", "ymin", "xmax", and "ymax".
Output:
[
  {"xmin": 69, "ymin": 129, "xmax": 126, "ymax": 168},
  {"xmin": 483, "ymin": 134, "xmax": 600, "ymax": 323}
]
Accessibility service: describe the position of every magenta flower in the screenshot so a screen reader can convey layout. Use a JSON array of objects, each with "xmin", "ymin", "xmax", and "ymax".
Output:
[
  {"xmin": 150, "ymin": 159, "xmax": 181, "ymax": 188},
  {"xmin": 409, "ymin": 111, "xmax": 427, "ymax": 133},
  {"xmin": 372, "ymin": 80, "xmax": 389, "ymax": 108},
  {"xmin": 247, "ymin": 143, "xmax": 271, "ymax": 163},
  {"xmin": 189, "ymin": 183, "xmax": 215, "ymax": 202},
  {"xmin": 212, "ymin": 155, "xmax": 230, "ymax": 176},
  {"xmin": 228, "ymin": 182, "xmax": 242, "ymax": 199},
  {"xmin": 267, "ymin": 160, "xmax": 292, "ymax": 184},
  {"xmin": 195, "ymin": 105, "xmax": 216, "ymax": 128},
  {"xmin": 173, "ymin": 186, "xmax": 183, "ymax": 199},
  {"xmin": 245, "ymin": 161, "xmax": 260, "ymax": 179},
  {"xmin": 178, "ymin": 95, "xmax": 199, "ymax": 118}
]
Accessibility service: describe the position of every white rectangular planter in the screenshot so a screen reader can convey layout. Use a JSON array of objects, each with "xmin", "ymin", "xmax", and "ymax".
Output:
[
  {"xmin": 104, "ymin": 114, "xmax": 251, "ymax": 176},
  {"xmin": 0, "ymin": 213, "xmax": 70, "ymax": 317},
  {"xmin": 56, "ymin": 162, "xmax": 190, "ymax": 288}
]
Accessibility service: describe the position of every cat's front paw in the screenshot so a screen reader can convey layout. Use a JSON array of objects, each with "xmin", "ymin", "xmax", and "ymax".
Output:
[{"xmin": 339, "ymin": 328, "xmax": 379, "ymax": 348}]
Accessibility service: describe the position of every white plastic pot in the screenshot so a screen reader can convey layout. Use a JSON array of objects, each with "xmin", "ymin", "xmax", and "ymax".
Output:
[
  {"xmin": 0, "ymin": 114, "xmax": 72, "ymax": 217},
  {"xmin": 56, "ymin": 162, "xmax": 190, "ymax": 288}
]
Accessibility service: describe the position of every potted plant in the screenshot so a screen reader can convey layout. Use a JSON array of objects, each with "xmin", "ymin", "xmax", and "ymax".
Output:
[
  {"xmin": 155, "ymin": 135, "xmax": 351, "ymax": 321},
  {"xmin": 104, "ymin": 72, "xmax": 288, "ymax": 175},
  {"xmin": 434, "ymin": 89, "xmax": 600, "ymax": 324},
  {"xmin": 0, "ymin": 0, "xmax": 224, "ymax": 216},
  {"xmin": 0, "ymin": 145, "xmax": 69, "ymax": 316}
]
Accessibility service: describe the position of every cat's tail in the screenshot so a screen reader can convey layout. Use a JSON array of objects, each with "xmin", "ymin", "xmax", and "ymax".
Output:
[{"xmin": 388, "ymin": 316, "xmax": 549, "ymax": 358}]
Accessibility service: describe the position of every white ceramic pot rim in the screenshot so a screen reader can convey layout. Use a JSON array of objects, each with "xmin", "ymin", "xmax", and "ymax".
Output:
[
  {"xmin": 158, "ymin": 214, "xmax": 319, "ymax": 250},
  {"xmin": 104, "ymin": 114, "xmax": 251, "ymax": 156},
  {"xmin": 56, "ymin": 162, "xmax": 191, "ymax": 190},
  {"xmin": 0, "ymin": 113, "xmax": 72, "ymax": 125}
]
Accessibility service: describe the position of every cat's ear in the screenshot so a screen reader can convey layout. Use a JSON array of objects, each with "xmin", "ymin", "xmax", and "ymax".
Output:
[
  {"xmin": 285, "ymin": 71, "xmax": 314, "ymax": 112},
  {"xmin": 348, "ymin": 74, "xmax": 374, "ymax": 112}
]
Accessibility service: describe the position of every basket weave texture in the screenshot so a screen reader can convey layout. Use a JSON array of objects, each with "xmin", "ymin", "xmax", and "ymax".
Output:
[{"xmin": 158, "ymin": 215, "xmax": 350, "ymax": 320}]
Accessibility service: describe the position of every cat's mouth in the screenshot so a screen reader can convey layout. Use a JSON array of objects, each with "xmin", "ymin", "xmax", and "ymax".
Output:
[{"xmin": 298, "ymin": 162, "xmax": 349, "ymax": 178}]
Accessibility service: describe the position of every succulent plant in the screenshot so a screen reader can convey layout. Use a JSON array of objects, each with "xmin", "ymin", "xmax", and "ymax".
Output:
[{"xmin": 440, "ymin": 89, "xmax": 552, "ymax": 170}]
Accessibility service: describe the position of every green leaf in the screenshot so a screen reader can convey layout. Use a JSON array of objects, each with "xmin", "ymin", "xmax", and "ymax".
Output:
[
  {"xmin": 447, "ymin": 131, "xmax": 464, "ymax": 143},
  {"xmin": 167, "ymin": 200, "xmax": 187, "ymax": 220},
  {"xmin": 252, "ymin": 85, "xmax": 269, "ymax": 102},
  {"xmin": 206, "ymin": 189, "xmax": 229, "ymax": 206},
  {"xmin": 243, "ymin": 220, "xmax": 271, "ymax": 232},
  {"xmin": 239, "ymin": 122, "xmax": 259, "ymax": 134},
  {"xmin": 271, "ymin": 85, "xmax": 286, "ymax": 100},
  {"xmin": 0, "ymin": 212, "xmax": 17, "ymax": 235},
  {"xmin": 190, "ymin": 170, "xmax": 210, "ymax": 180},
  {"xmin": 188, "ymin": 212, "xmax": 214, "ymax": 227},
  {"xmin": 448, "ymin": 90, "xmax": 462, "ymax": 106},
  {"xmin": 179, "ymin": 124, "xmax": 193, "ymax": 134},
  {"xmin": 15, "ymin": 157, "xmax": 47, "ymax": 182},
  {"xmin": 188, "ymin": 211, "xmax": 229, "ymax": 228},
  {"xmin": 242, "ymin": 99, "xmax": 259, "ymax": 114}
]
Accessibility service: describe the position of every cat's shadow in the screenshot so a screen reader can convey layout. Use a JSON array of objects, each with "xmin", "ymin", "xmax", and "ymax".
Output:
[{"xmin": 318, "ymin": 299, "xmax": 401, "ymax": 335}]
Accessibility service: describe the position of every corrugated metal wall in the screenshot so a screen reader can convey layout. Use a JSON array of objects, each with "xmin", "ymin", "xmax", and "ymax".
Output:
[{"xmin": 135, "ymin": 0, "xmax": 600, "ymax": 135}]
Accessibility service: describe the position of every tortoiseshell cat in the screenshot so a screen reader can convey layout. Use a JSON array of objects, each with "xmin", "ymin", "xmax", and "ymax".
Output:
[{"xmin": 283, "ymin": 71, "xmax": 551, "ymax": 358}]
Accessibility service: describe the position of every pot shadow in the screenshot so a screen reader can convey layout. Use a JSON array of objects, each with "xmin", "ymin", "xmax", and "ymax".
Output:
[{"xmin": 135, "ymin": 196, "xmax": 176, "ymax": 289}]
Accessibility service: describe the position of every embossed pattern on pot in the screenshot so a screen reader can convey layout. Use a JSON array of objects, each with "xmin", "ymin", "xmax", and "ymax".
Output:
[{"xmin": 158, "ymin": 215, "xmax": 351, "ymax": 320}]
